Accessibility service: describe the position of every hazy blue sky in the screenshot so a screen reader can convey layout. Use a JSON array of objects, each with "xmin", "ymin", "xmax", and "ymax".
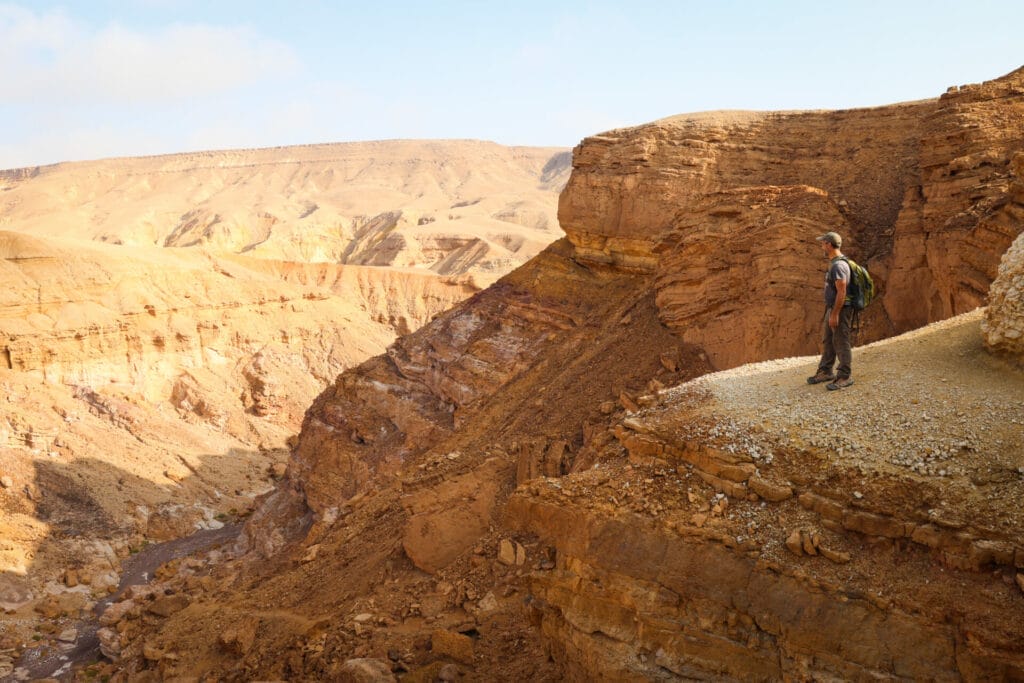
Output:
[{"xmin": 2, "ymin": 1, "xmax": 1022, "ymax": 168}]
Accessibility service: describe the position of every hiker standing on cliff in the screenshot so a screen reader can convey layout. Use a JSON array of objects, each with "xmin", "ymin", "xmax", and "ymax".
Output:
[{"xmin": 807, "ymin": 231, "xmax": 855, "ymax": 391}]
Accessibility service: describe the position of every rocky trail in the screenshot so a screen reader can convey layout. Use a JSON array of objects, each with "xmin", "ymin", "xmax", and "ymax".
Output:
[{"xmin": 5, "ymin": 524, "xmax": 239, "ymax": 681}]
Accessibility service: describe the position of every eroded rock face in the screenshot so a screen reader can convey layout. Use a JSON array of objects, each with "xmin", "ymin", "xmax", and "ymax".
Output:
[
  {"xmin": 654, "ymin": 185, "xmax": 847, "ymax": 368},
  {"xmin": 561, "ymin": 67, "xmax": 1024, "ymax": 366},
  {"xmin": 0, "ymin": 140, "xmax": 570, "ymax": 287},
  {"xmin": 982, "ymin": 159, "xmax": 1024, "ymax": 359},
  {"xmin": 110, "ymin": 69, "xmax": 1024, "ymax": 681},
  {"xmin": 0, "ymin": 142, "xmax": 564, "ymax": 653}
]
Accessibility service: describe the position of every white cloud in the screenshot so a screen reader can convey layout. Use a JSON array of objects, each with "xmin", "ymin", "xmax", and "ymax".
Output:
[{"xmin": 0, "ymin": 4, "xmax": 300, "ymax": 104}]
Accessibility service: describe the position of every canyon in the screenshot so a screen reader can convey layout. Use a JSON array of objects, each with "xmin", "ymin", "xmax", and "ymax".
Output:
[
  {"xmin": 4, "ymin": 65, "xmax": 1024, "ymax": 681},
  {"xmin": 0, "ymin": 141, "xmax": 570, "ymax": 677}
]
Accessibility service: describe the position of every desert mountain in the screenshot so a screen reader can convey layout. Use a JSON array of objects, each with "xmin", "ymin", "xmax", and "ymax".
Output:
[
  {"xmin": 77, "ymin": 67, "xmax": 1024, "ymax": 682},
  {"xmin": 0, "ymin": 140, "xmax": 571, "ymax": 287},
  {"xmin": 0, "ymin": 140, "xmax": 569, "ymax": 670}
]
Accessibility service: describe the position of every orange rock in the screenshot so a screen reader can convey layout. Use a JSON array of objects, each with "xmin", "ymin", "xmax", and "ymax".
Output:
[
  {"xmin": 401, "ymin": 458, "xmax": 508, "ymax": 574},
  {"xmin": 785, "ymin": 529, "xmax": 805, "ymax": 556},
  {"xmin": 748, "ymin": 475, "xmax": 794, "ymax": 502},
  {"xmin": 430, "ymin": 629, "xmax": 475, "ymax": 664}
]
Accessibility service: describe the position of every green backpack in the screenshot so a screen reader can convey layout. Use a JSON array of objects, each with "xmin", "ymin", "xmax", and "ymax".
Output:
[{"xmin": 838, "ymin": 256, "xmax": 876, "ymax": 311}]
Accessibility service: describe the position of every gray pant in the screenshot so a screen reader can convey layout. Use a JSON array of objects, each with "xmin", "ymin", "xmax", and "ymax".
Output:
[{"xmin": 817, "ymin": 305, "xmax": 854, "ymax": 379}]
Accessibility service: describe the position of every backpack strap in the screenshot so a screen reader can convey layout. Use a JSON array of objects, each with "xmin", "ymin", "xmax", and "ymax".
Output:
[{"xmin": 832, "ymin": 255, "xmax": 854, "ymax": 307}]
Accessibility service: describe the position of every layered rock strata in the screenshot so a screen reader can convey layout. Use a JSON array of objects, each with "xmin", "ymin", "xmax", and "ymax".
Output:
[
  {"xmin": 0, "ymin": 140, "xmax": 566, "ymax": 656},
  {"xmin": 511, "ymin": 310, "xmax": 1024, "ymax": 681},
  {"xmin": 0, "ymin": 140, "xmax": 570, "ymax": 287},
  {"xmin": 563, "ymin": 70, "xmax": 1024, "ymax": 363},
  {"xmin": 103, "ymin": 68, "xmax": 1024, "ymax": 680}
]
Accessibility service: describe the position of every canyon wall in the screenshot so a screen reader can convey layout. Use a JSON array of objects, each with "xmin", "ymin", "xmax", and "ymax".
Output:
[
  {"xmin": 562, "ymin": 70, "xmax": 1024, "ymax": 369},
  {"xmin": 982, "ymin": 157, "xmax": 1024, "ymax": 360},
  {"xmin": 76, "ymin": 69, "xmax": 1024, "ymax": 680},
  {"xmin": 0, "ymin": 141, "xmax": 568, "ymax": 655}
]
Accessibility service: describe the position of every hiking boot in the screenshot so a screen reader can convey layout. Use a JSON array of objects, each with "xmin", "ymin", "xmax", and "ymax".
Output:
[
  {"xmin": 806, "ymin": 370, "xmax": 835, "ymax": 385},
  {"xmin": 826, "ymin": 377, "xmax": 855, "ymax": 391}
]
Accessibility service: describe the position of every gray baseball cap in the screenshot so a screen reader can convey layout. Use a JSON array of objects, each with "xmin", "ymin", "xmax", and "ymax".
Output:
[{"xmin": 816, "ymin": 231, "xmax": 842, "ymax": 248}]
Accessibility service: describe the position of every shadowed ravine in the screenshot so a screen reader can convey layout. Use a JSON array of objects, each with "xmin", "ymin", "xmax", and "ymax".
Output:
[{"xmin": 13, "ymin": 525, "xmax": 239, "ymax": 681}]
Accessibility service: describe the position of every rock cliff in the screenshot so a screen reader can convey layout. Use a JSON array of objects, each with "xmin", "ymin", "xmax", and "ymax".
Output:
[
  {"xmin": 983, "ymin": 187, "xmax": 1024, "ymax": 359},
  {"xmin": 562, "ymin": 70, "xmax": 1024, "ymax": 367},
  {"xmin": 511, "ymin": 309, "xmax": 1023, "ymax": 681},
  {"xmin": 0, "ymin": 141, "xmax": 568, "ymax": 660},
  {"xmin": 41, "ymin": 69, "xmax": 1024, "ymax": 680}
]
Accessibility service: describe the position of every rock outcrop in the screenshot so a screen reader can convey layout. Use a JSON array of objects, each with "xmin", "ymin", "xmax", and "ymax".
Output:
[
  {"xmin": 562, "ymin": 70, "xmax": 1024, "ymax": 365},
  {"xmin": 82, "ymin": 68, "xmax": 1024, "ymax": 681},
  {"xmin": 982, "ymin": 163, "xmax": 1024, "ymax": 359},
  {"xmin": 510, "ymin": 309, "xmax": 1024, "ymax": 681},
  {"xmin": 0, "ymin": 141, "xmax": 567, "ymax": 657},
  {"xmin": 654, "ymin": 185, "xmax": 846, "ymax": 368}
]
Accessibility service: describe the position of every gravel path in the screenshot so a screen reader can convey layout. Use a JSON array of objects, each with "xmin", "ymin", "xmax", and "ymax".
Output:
[{"xmin": 661, "ymin": 309, "xmax": 1024, "ymax": 480}]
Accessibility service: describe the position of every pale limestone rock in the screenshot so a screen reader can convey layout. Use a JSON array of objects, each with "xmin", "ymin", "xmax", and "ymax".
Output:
[
  {"xmin": 983, "ymin": 227, "xmax": 1024, "ymax": 359},
  {"xmin": 477, "ymin": 592, "xmax": 498, "ymax": 612},
  {"xmin": 96, "ymin": 626, "xmax": 121, "ymax": 659},
  {"xmin": 337, "ymin": 658, "xmax": 396, "ymax": 683}
]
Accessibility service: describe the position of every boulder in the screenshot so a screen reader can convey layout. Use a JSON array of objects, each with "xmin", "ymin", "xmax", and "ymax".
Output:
[
  {"xmin": 401, "ymin": 458, "xmax": 508, "ymax": 573},
  {"xmin": 983, "ymin": 227, "xmax": 1024, "ymax": 359},
  {"xmin": 337, "ymin": 658, "xmax": 396, "ymax": 682},
  {"xmin": 148, "ymin": 594, "xmax": 190, "ymax": 617},
  {"xmin": 97, "ymin": 627, "xmax": 122, "ymax": 660},
  {"xmin": 431, "ymin": 629, "xmax": 475, "ymax": 664}
]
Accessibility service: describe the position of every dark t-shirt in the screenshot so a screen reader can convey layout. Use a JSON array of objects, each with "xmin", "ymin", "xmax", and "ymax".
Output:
[{"xmin": 824, "ymin": 257, "xmax": 851, "ymax": 308}]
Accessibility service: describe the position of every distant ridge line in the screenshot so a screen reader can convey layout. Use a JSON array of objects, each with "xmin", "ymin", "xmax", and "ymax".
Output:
[{"xmin": 0, "ymin": 138, "xmax": 570, "ymax": 177}]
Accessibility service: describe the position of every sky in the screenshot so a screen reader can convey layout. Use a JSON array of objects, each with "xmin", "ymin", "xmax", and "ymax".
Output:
[{"xmin": 2, "ymin": 1, "xmax": 1023, "ymax": 169}]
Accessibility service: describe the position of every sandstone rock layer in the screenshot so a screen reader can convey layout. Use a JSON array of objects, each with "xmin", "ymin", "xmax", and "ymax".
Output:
[
  {"xmin": 92, "ymin": 68, "xmax": 1024, "ymax": 681},
  {"xmin": 0, "ymin": 141, "xmax": 567, "ymax": 653},
  {"xmin": 561, "ymin": 69, "xmax": 1024, "ymax": 367}
]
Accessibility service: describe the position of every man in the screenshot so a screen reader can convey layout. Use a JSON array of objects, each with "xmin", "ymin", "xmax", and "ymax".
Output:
[{"xmin": 807, "ymin": 231, "xmax": 855, "ymax": 390}]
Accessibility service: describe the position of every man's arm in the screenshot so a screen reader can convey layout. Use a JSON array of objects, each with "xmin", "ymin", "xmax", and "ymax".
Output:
[{"xmin": 829, "ymin": 278, "xmax": 848, "ymax": 329}]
